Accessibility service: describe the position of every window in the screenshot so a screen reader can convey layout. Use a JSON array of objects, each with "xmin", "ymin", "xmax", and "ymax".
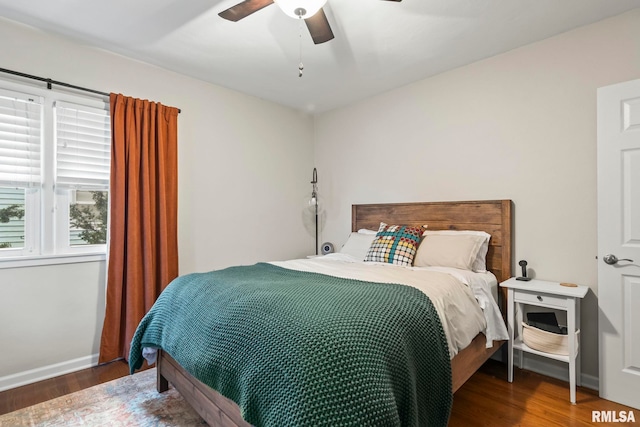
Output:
[
  {"xmin": 54, "ymin": 101, "xmax": 110, "ymax": 253},
  {"xmin": 0, "ymin": 88, "xmax": 41, "ymax": 258},
  {"xmin": 0, "ymin": 81, "xmax": 110, "ymax": 265}
]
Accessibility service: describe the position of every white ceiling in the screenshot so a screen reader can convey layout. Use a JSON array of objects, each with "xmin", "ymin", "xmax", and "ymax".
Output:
[{"xmin": 1, "ymin": 0, "xmax": 639, "ymax": 113}]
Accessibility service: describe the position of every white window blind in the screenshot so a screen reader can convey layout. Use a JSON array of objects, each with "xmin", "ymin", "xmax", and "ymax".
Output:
[
  {"xmin": 0, "ymin": 88, "xmax": 42, "ymax": 187},
  {"xmin": 55, "ymin": 101, "xmax": 110, "ymax": 188}
]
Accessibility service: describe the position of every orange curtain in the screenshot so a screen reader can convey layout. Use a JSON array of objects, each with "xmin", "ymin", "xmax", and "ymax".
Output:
[{"xmin": 99, "ymin": 93, "xmax": 179, "ymax": 363}]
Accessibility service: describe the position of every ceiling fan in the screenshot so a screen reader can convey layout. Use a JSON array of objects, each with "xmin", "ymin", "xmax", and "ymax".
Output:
[{"xmin": 219, "ymin": 0, "xmax": 402, "ymax": 45}]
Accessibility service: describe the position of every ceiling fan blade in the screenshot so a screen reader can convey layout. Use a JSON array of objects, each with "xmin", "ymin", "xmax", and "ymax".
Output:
[
  {"xmin": 219, "ymin": 0, "xmax": 274, "ymax": 22},
  {"xmin": 305, "ymin": 8, "xmax": 334, "ymax": 45}
]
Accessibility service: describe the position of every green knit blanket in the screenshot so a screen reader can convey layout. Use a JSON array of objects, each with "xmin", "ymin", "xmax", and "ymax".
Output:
[{"xmin": 130, "ymin": 263, "xmax": 452, "ymax": 426}]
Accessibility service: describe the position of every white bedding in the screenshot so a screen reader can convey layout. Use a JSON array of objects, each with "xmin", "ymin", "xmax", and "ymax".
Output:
[{"xmin": 270, "ymin": 253, "xmax": 509, "ymax": 359}]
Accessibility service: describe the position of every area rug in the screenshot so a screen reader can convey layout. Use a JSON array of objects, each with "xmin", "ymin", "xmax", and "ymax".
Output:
[{"xmin": 0, "ymin": 368, "xmax": 207, "ymax": 426}]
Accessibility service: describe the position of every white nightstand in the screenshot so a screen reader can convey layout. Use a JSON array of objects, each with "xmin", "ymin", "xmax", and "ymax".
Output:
[{"xmin": 500, "ymin": 277, "xmax": 588, "ymax": 404}]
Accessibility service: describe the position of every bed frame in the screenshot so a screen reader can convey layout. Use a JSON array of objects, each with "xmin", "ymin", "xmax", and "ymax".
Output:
[{"xmin": 155, "ymin": 199, "xmax": 513, "ymax": 426}]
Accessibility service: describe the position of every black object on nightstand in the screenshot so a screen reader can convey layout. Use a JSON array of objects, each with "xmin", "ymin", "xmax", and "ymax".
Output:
[
  {"xmin": 527, "ymin": 312, "xmax": 567, "ymax": 334},
  {"xmin": 516, "ymin": 259, "xmax": 532, "ymax": 281}
]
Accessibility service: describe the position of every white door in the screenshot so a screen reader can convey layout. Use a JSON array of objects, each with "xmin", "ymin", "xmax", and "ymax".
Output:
[{"xmin": 597, "ymin": 78, "xmax": 640, "ymax": 409}]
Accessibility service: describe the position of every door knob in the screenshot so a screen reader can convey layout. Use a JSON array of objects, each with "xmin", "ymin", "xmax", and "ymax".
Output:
[{"xmin": 603, "ymin": 254, "xmax": 634, "ymax": 265}]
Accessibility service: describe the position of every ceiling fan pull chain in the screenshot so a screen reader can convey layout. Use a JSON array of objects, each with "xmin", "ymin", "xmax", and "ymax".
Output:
[{"xmin": 298, "ymin": 10, "xmax": 304, "ymax": 77}]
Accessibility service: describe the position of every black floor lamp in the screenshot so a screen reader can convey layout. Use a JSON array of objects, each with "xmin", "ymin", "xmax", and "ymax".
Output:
[{"xmin": 310, "ymin": 168, "xmax": 318, "ymax": 255}]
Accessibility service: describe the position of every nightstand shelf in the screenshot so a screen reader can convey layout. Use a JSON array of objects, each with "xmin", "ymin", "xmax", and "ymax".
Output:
[
  {"xmin": 512, "ymin": 337, "xmax": 570, "ymax": 363},
  {"xmin": 500, "ymin": 277, "xmax": 588, "ymax": 404}
]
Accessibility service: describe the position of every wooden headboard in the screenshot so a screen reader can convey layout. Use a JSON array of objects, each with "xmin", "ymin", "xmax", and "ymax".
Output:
[{"xmin": 352, "ymin": 200, "xmax": 513, "ymax": 308}]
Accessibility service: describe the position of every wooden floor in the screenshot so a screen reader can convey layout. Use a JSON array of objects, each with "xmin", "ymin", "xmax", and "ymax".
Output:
[
  {"xmin": 450, "ymin": 360, "xmax": 635, "ymax": 426},
  {"xmin": 0, "ymin": 359, "xmax": 635, "ymax": 425},
  {"xmin": 0, "ymin": 359, "xmax": 140, "ymax": 416}
]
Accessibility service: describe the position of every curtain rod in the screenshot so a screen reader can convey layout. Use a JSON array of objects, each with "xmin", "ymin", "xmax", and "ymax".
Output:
[{"xmin": 0, "ymin": 67, "xmax": 181, "ymax": 113}]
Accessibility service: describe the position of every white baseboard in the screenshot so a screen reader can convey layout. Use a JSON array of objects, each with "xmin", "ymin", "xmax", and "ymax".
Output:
[
  {"xmin": 513, "ymin": 352, "xmax": 599, "ymax": 391},
  {"xmin": 0, "ymin": 353, "xmax": 100, "ymax": 392},
  {"xmin": 491, "ymin": 349, "xmax": 599, "ymax": 391}
]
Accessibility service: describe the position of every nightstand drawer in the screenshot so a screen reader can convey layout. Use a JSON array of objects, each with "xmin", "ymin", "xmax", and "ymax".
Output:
[{"xmin": 514, "ymin": 291, "xmax": 568, "ymax": 309}]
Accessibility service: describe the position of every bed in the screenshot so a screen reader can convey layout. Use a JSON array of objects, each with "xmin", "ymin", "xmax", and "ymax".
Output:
[{"xmin": 131, "ymin": 199, "xmax": 513, "ymax": 426}]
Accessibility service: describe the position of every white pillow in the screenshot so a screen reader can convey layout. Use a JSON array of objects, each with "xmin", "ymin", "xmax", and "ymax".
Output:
[
  {"xmin": 422, "ymin": 230, "xmax": 490, "ymax": 272},
  {"xmin": 357, "ymin": 228, "xmax": 378, "ymax": 235},
  {"xmin": 415, "ymin": 230, "xmax": 491, "ymax": 272},
  {"xmin": 340, "ymin": 232, "xmax": 377, "ymax": 260}
]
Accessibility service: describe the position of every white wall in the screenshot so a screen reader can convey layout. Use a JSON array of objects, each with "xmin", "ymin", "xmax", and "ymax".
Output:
[
  {"xmin": 3, "ymin": 7, "xmax": 639, "ymax": 391},
  {"xmin": 314, "ymin": 9, "xmax": 640, "ymax": 381},
  {"xmin": 0, "ymin": 17, "xmax": 314, "ymax": 387}
]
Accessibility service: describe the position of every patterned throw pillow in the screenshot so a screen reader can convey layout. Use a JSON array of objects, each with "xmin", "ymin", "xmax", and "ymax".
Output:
[{"xmin": 364, "ymin": 222, "xmax": 423, "ymax": 266}]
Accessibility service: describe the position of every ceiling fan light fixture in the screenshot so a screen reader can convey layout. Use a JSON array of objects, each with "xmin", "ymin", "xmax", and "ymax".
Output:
[{"xmin": 274, "ymin": 0, "xmax": 328, "ymax": 19}]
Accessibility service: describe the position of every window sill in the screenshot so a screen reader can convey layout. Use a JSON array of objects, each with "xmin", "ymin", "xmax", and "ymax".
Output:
[{"xmin": 0, "ymin": 253, "xmax": 106, "ymax": 269}]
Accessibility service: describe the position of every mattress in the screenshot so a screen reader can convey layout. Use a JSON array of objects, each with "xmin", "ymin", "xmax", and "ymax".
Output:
[{"xmin": 270, "ymin": 253, "xmax": 508, "ymax": 358}]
